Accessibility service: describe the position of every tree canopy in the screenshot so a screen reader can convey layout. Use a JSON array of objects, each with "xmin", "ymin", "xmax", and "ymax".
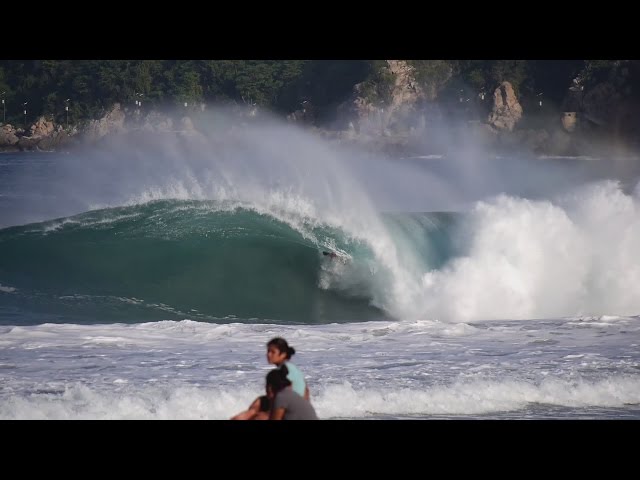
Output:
[{"xmin": 0, "ymin": 60, "xmax": 634, "ymax": 127}]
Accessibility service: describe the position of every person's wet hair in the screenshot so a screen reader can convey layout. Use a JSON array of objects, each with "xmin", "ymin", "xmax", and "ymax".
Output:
[
  {"xmin": 267, "ymin": 337, "xmax": 296, "ymax": 359},
  {"xmin": 259, "ymin": 395, "xmax": 270, "ymax": 412},
  {"xmin": 266, "ymin": 367, "xmax": 291, "ymax": 393}
]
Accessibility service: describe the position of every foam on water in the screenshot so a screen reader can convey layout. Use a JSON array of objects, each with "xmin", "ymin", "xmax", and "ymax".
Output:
[{"xmin": 1, "ymin": 317, "xmax": 638, "ymax": 419}]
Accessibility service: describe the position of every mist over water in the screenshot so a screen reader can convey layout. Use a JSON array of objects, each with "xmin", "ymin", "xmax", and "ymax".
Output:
[
  {"xmin": 2, "ymin": 108, "xmax": 640, "ymax": 322},
  {"xmin": 5, "ymin": 108, "xmax": 634, "ymax": 224}
]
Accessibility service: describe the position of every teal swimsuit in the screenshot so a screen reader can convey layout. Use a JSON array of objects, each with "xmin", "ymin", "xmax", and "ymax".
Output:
[{"xmin": 280, "ymin": 361, "xmax": 306, "ymax": 397}]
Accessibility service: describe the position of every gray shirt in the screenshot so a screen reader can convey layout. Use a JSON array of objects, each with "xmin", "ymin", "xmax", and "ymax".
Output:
[{"xmin": 273, "ymin": 387, "xmax": 319, "ymax": 420}]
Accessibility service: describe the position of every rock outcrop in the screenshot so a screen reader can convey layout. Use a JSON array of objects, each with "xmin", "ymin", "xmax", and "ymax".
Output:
[
  {"xmin": 0, "ymin": 124, "xmax": 19, "ymax": 147},
  {"xmin": 83, "ymin": 103, "xmax": 126, "ymax": 142},
  {"xmin": 29, "ymin": 117, "xmax": 55, "ymax": 138},
  {"xmin": 339, "ymin": 60, "xmax": 429, "ymax": 135},
  {"xmin": 487, "ymin": 81, "xmax": 523, "ymax": 132},
  {"xmin": 1, "ymin": 117, "xmax": 75, "ymax": 151}
]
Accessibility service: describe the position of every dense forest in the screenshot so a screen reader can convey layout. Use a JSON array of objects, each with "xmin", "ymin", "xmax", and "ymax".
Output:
[{"xmin": 0, "ymin": 60, "xmax": 637, "ymax": 128}]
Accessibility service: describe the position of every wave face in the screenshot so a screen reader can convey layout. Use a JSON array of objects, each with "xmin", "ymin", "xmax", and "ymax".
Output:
[
  {"xmin": 0, "ymin": 199, "xmax": 458, "ymax": 324},
  {"xmin": 1, "ymin": 119, "xmax": 640, "ymax": 325},
  {"xmin": 2, "ymin": 179, "xmax": 640, "ymax": 324}
]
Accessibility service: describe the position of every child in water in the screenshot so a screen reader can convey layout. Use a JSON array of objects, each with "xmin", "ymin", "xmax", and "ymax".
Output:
[{"xmin": 266, "ymin": 337, "xmax": 310, "ymax": 400}]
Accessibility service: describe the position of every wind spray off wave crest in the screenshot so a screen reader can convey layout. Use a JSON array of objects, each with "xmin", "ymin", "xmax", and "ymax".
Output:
[
  {"xmin": 4, "ymin": 109, "xmax": 640, "ymax": 324},
  {"xmin": 0, "ymin": 111, "xmax": 435, "ymax": 323}
]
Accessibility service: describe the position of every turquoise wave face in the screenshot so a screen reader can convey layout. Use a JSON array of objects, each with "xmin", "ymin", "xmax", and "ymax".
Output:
[{"xmin": 0, "ymin": 200, "xmax": 459, "ymax": 325}]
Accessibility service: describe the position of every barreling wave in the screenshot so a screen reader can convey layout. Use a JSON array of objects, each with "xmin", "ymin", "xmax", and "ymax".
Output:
[
  {"xmin": 2, "ymin": 180, "xmax": 639, "ymax": 325},
  {"xmin": 0, "ymin": 199, "xmax": 456, "ymax": 324}
]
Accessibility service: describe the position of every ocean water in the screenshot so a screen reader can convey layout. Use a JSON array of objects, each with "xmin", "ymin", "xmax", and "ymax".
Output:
[{"xmin": 1, "ymin": 122, "xmax": 639, "ymax": 419}]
